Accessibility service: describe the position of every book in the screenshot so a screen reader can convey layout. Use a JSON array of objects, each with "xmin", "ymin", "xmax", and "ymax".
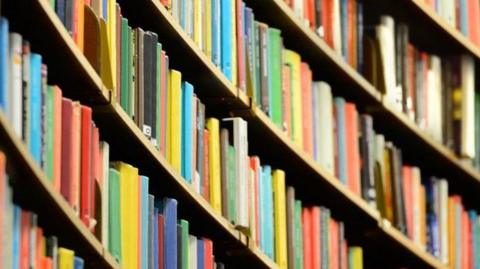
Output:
[
  {"xmin": 58, "ymin": 248, "xmax": 74, "ymax": 269},
  {"xmin": 163, "ymin": 198, "xmax": 178, "ymax": 269},
  {"xmin": 206, "ymin": 118, "xmax": 221, "ymax": 213},
  {"xmin": 272, "ymin": 169, "xmax": 287, "ymax": 268},
  {"xmin": 168, "ymin": 70, "xmax": 182, "ymax": 172}
]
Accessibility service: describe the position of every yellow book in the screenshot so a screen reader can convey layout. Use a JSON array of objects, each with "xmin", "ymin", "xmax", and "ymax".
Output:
[
  {"xmin": 272, "ymin": 169, "xmax": 288, "ymax": 269},
  {"xmin": 114, "ymin": 162, "xmax": 140, "ymax": 269},
  {"xmin": 107, "ymin": 0, "xmax": 117, "ymax": 91},
  {"xmin": 206, "ymin": 118, "xmax": 221, "ymax": 213},
  {"xmin": 58, "ymin": 248, "xmax": 75, "ymax": 269},
  {"xmin": 99, "ymin": 19, "xmax": 114, "ymax": 90},
  {"xmin": 231, "ymin": 0, "xmax": 237, "ymax": 87},
  {"xmin": 193, "ymin": 0, "xmax": 202, "ymax": 49},
  {"xmin": 203, "ymin": 0, "xmax": 212, "ymax": 58},
  {"xmin": 77, "ymin": 0, "xmax": 85, "ymax": 53},
  {"xmin": 168, "ymin": 70, "xmax": 182, "ymax": 172},
  {"xmin": 283, "ymin": 50, "xmax": 302, "ymax": 146},
  {"xmin": 348, "ymin": 247, "xmax": 363, "ymax": 269}
]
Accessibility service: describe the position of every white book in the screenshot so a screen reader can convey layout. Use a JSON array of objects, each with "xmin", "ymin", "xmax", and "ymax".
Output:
[
  {"xmin": 189, "ymin": 235, "xmax": 197, "ymax": 269},
  {"xmin": 185, "ymin": 0, "xmax": 193, "ymax": 37},
  {"xmin": 9, "ymin": 33, "xmax": 23, "ymax": 138},
  {"xmin": 461, "ymin": 55, "xmax": 475, "ymax": 158},
  {"xmin": 223, "ymin": 117, "xmax": 249, "ymax": 228},
  {"xmin": 293, "ymin": 0, "xmax": 304, "ymax": 21},
  {"xmin": 377, "ymin": 16, "xmax": 398, "ymax": 110},
  {"xmin": 313, "ymin": 82, "xmax": 335, "ymax": 175},
  {"xmin": 333, "ymin": 0, "xmax": 342, "ymax": 54},
  {"xmin": 100, "ymin": 141, "xmax": 110, "ymax": 248},
  {"xmin": 443, "ymin": 0, "xmax": 456, "ymax": 26},
  {"xmin": 426, "ymin": 55, "xmax": 443, "ymax": 142},
  {"xmin": 438, "ymin": 179, "xmax": 449, "ymax": 264}
]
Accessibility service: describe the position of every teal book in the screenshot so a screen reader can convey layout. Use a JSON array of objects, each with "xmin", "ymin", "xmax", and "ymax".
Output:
[
  {"xmin": 262, "ymin": 165, "xmax": 274, "ymax": 259},
  {"xmin": 45, "ymin": 86, "xmax": 55, "ymax": 181},
  {"xmin": 267, "ymin": 28, "xmax": 282, "ymax": 128},
  {"xmin": 334, "ymin": 97, "xmax": 347, "ymax": 184},
  {"xmin": 120, "ymin": 18, "xmax": 129, "ymax": 112},
  {"xmin": 140, "ymin": 176, "xmax": 150, "ymax": 269},
  {"xmin": 294, "ymin": 200, "xmax": 303, "ymax": 269},
  {"xmin": 108, "ymin": 168, "xmax": 121, "ymax": 262},
  {"xmin": 220, "ymin": 0, "xmax": 232, "ymax": 80},
  {"xmin": 181, "ymin": 82, "xmax": 194, "ymax": 183},
  {"xmin": 29, "ymin": 53, "xmax": 42, "ymax": 165}
]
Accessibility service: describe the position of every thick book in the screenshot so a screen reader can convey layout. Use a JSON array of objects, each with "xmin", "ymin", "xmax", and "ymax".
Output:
[
  {"xmin": 80, "ymin": 106, "xmax": 93, "ymax": 229},
  {"xmin": 283, "ymin": 50, "xmax": 302, "ymax": 147},
  {"xmin": 9, "ymin": 32, "xmax": 23, "ymax": 137},
  {"xmin": 163, "ymin": 198, "xmax": 178, "ymax": 269},
  {"xmin": 58, "ymin": 248, "xmax": 74, "ymax": 269},
  {"xmin": 206, "ymin": 118, "xmax": 221, "ymax": 213},
  {"xmin": 302, "ymin": 208, "xmax": 312, "ymax": 269},
  {"xmin": 168, "ymin": 70, "xmax": 182, "ymax": 172},
  {"xmin": 345, "ymin": 103, "xmax": 360, "ymax": 195},
  {"xmin": 220, "ymin": 0, "xmax": 232, "ymax": 80},
  {"xmin": 268, "ymin": 28, "xmax": 283, "ymax": 128},
  {"xmin": 313, "ymin": 82, "xmax": 334, "ymax": 174},
  {"xmin": 272, "ymin": 170, "xmax": 288, "ymax": 268}
]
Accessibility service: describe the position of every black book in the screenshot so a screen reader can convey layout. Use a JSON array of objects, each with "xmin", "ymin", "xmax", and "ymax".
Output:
[{"xmin": 143, "ymin": 31, "xmax": 153, "ymax": 138}]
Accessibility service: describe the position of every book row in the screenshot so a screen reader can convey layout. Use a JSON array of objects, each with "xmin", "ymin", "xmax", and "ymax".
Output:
[
  {"xmin": 421, "ymin": 0, "xmax": 480, "ymax": 47},
  {"xmin": 365, "ymin": 15, "xmax": 478, "ymax": 166},
  {"xmin": 0, "ymin": 153, "xmax": 87, "ymax": 269}
]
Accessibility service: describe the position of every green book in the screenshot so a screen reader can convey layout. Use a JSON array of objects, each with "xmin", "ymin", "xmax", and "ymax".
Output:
[
  {"xmin": 268, "ymin": 28, "xmax": 283, "ymax": 128},
  {"xmin": 227, "ymin": 145, "xmax": 236, "ymax": 223},
  {"xmin": 120, "ymin": 18, "xmax": 129, "ymax": 112},
  {"xmin": 44, "ymin": 86, "xmax": 55, "ymax": 182},
  {"xmin": 108, "ymin": 168, "xmax": 121, "ymax": 262},
  {"xmin": 179, "ymin": 219, "xmax": 189, "ymax": 269},
  {"xmin": 294, "ymin": 200, "xmax": 303, "ymax": 269}
]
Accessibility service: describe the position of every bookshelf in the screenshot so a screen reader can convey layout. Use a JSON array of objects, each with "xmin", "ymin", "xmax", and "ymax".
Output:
[{"xmin": 2, "ymin": 0, "xmax": 479, "ymax": 268}]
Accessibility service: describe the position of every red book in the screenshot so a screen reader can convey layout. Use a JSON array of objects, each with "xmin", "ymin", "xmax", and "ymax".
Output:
[
  {"xmin": 322, "ymin": 0, "xmax": 334, "ymax": 47},
  {"xmin": 305, "ymin": 0, "xmax": 315, "ymax": 29},
  {"xmin": 302, "ymin": 208, "xmax": 312, "ymax": 269},
  {"xmin": 311, "ymin": 207, "xmax": 321, "ymax": 269},
  {"xmin": 158, "ymin": 214, "xmax": 165, "ymax": 269},
  {"xmin": 61, "ymin": 98, "xmax": 74, "ymax": 205},
  {"xmin": 341, "ymin": 237, "xmax": 348, "ymax": 269},
  {"xmin": 402, "ymin": 166, "xmax": 413, "ymax": 239},
  {"xmin": 236, "ymin": 0, "xmax": 246, "ymax": 91},
  {"xmin": 203, "ymin": 130, "xmax": 210, "ymax": 201},
  {"xmin": 468, "ymin": 0, "xmax": 480, "ymax": 46},
  {"xmin": 43, "ymin": 257, "xmax": 53, "ymax": 269},
  {"xmin": 20, "ymin": 211, "xmax": 31, "ymax": 269},
  {"xmin": 300, "ymin": 63, "xmax": 313, "ymax": 156},
  {"xmin": 204, "ymin": 238, "xmax": 214, "ymax": 269},
  {"xmin": 80, "ymin": 106, "xmax": 93, "ymax": 228},
  {"xmin": 462, "ymin": 210, "xmax": 469, "ymax": 269},
  {"xmin": 159, "ymin": 52, "xmax": 168, "ymax": 156},
  {"xmin": 330, "ymin": 220, "xmax": 339, "ymax": 269},
  {"xmin": 282, "ymin": 65, "xmax": 291, "ymax": 136},
  {"xmin": 285, "ymin": 0, "xmax": 292, "ymax": 8},
  {"xmin": 35, "ymin": 227, "xmax": 44, "ymax": 269},
  {"xmin": 52, "ymin": 86, "xmax": 63, "ymax": 193},
  {"xmin": 344, "ymin": 103, "xmax": 361, "ymax": 195},
  {"xmin": 71, "ymin": 102, "xmax": 82, "ymax": 214}
]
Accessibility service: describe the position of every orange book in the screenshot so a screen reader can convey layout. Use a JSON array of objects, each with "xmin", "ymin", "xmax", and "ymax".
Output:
[
  {"xmin": 35, "ymin": 227, "xmax": 44, "ymax": 269},
  {"xmin": 43, "ymin": 257, "xmax": 53, "ymax": 269},
  {"xmin": 462, "ymin": 210, "xmax": 469, "ymax": 269},
  {"xmin": 468, "ymin": 0, "xmax": 480, "ymax": 46},
  {"xmin": 311, "ymin": 207, "xmax": 321, "ymax": 269},
  {"xmin": 300, "ymin": 63, "xmax": 313, "ymax": 156},
  {"xmin": 302, "ymin": 208, "xmax": 312, "ymax": 269},
  {"xmin": 20, "ymin": 211, "xmax": 31, "ymax": 269},
  {"xmin": 402, "ymin": 166, "xmax": 413, "ymax": 239},
  {"xmin": 448, "ymin": 196, "xmax": 456, "ymax": 267},
  {"xmin": 304, "ymin": 0, "xmax": 315, "ymax": 29},
  {"xmin": 347, "ymin": 0, "xmax": 357, "ymax": 68},
  {"xmin": 419, "ymin": 185, "xmax": 426, "ymax": 247},
  {"xmin": 322, "ymin": 0, "xmax": 334, "ymax": 47},
  {"xmin": 51, "ymin": 87, "xmax": 63, "ymax": 193},
  {"xmin": 345, "ymin": 103, "xmax": 360, "ymax": 195},
  {"xmin": 285, "ymin": 0, "xmax": 293, "ymax": 8},
  {"xmin": 330, "ymin": 220, "xmax": 339, "ymax": 269},
  {"xmin": 80, "ymin": 106, "xmax": 93, "ymax": 229}
]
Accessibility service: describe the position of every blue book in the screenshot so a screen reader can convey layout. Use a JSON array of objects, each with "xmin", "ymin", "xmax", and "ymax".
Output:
[
  {"xmin": 211, "ymin": 0, "xmax": 221, "ymax": 66},
  {"xmin": 163, "ymin": 198, "xmax": 178, "ymax": 269},
  {"xmin": 197, "ymin": 239, "xmax": 204, "ymax": 269},
  {"xmin": 340, "ymin": 0, "xmax": 348, "ymax": 60},
  {"xmin": 55, "ymin": 0, "xmax": 66, "ymax": 25},
  {"xmin": 30, "ymin": 54, "xmax": 43, "ymax": 165},
  {"xmin": 180, "ymin": 0, "xmax": 186, "ymax": 30},
  {"xmin": 153, "ymin": 207, "xmax": 159, "ymax": 269},
  {"xmin": 334, "ymin": 98, "xmax": 347, "ymax": 184},
  {"xmin": 103, "ymin": 0, "xmax": 108, "ymax": 20},
  {"xmin": 74, "ymin": 257, "xmax": 84, "ymax": 269},
  {"xmin": 460, "ymin": 0, "xmax": 468, "ymax": 35},
  {"xmin": 220, "ymin": 0, "xmax": 232, "ymax": 80},
  {"xmin": 140, "ymin": 176, "xmax": 150, "ymax": 269},
  {"xmin": 12, "ymin": 205, "xmax": 21, "ymax": 269},
  {"xmin": 181, "ymin": 82, "xmax": 194, "ymax": 184},
  {"xmin": 357, "ymin": 2, "xmax": 364, "ymax": 74},
  {"xmin": 469, "ymin": 211, "xmax": 478, "ymax": 269},
  {"xmin": 0, "ymin": 18, "xmax": 8, "ymax": 113},
  {"xmin": 262, "ymin": 165, "xmax": 274, "ymax": 259}
]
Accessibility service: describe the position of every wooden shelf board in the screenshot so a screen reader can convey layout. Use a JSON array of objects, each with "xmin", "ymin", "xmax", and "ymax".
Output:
[{"xmin": 0, "ymin": 112, "xmax": 119, "ymax": 269}]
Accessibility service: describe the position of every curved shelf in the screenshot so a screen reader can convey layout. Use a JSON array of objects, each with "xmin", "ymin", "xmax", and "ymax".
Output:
[{"xmin": 0, "ymin": 112, "xmax": 120, "ymax": 269}]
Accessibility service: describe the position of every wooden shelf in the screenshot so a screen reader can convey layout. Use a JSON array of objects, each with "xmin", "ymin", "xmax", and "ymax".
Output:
[
  {"xmin": 243, "ymin": 0, "xmax": 480, "ymax": 209},
  {"xmin": 5, "ymin": 0, "xmax": 467, "ymax": 268},
  {"xmin": 0, "ymin": 112, "xmax": 119, "ymax": 269}
]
